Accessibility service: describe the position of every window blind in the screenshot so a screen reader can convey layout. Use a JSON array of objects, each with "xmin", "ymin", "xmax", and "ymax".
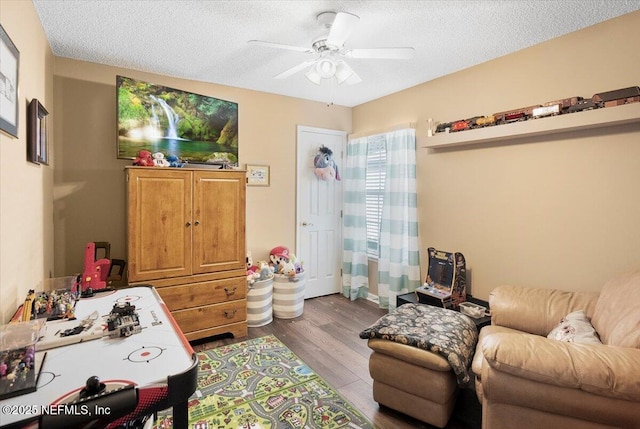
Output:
[{"xmin": 365, "ymin": 135, "xmax": 386, "ymax": 258}]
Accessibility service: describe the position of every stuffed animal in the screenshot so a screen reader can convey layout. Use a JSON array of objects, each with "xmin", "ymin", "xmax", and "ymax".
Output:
[
  {"xmin": 133, "ymin": 149, "xmax": 154, "ymax": 167},
  {"xmin": 280, "ymin": 262, "xmax": 296, "ymax": 277},
  {"xmin": 247, "ymin": 271, "xmax": 260, "ymax": 285},
  {"xmin": 167, "ymin": 154, "xmax": 184, "ymax": 168},
  {"xmin": 246, "ymin": 251, "xmax": 258, "ymax": 274},
  {"xmin": 314, "ymin": 145, "xmax": 341, "ymax": 181},
  {"xmin": 269, "ymin": 246, "xmax": 290, "ymax": 268},
  {"xmin": 257, "ymin": 260, "xmax": 274, "ymax": 281},
  {"xmin": 153, "ymin": 152, "xmax": 170, "ymax": 167}
]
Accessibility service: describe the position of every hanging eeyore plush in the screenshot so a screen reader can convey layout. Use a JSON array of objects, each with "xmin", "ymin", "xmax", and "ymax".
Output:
[{"xmin": 314, "ymin": 145, "xmax": 341, "ymax": 181}]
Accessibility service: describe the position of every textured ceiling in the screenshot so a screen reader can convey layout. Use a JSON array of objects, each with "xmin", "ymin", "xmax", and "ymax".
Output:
[{"xmin": 32, "ymin": 0, "xmax": 640, "ymax": 107}]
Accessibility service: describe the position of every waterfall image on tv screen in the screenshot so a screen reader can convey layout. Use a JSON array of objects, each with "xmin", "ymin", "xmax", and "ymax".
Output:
[{"xmin": 116, "ymin": 76, "xmax": 238, "ymax": 165}]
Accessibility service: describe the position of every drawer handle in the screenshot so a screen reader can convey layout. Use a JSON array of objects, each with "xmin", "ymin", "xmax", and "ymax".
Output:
[
  {"xmin": 224, "ymin": 309, "xmax": 237, "ymax": 319},
  {"xmin": 224, "ymin": 287, "xmax": 237, "ymax": 296}
]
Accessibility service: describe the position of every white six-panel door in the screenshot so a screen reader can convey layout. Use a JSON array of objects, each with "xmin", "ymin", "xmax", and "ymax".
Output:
[{"xmin": 296, "ymin": 126, "xmax": 346, "ymax": 299}]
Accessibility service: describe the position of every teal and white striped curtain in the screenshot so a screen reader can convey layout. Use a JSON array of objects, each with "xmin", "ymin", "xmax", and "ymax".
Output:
[
  {"xmin": 377, "ymin": 128, "xmax": 421, "ymax": 309},
  {"xmin": 342, "ymin": 136, "xmax": 370, "ymax": 300}
]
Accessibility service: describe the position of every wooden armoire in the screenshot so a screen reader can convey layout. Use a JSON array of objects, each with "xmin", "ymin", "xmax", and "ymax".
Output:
[{"xmin": 126, "ymin": 167, "xmax": 247, "ymax": 341}]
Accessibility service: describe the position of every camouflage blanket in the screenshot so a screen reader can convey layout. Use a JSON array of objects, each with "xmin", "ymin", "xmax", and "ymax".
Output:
[{"xmin": 359, "ymin": 303, "xmax": 478, "ymax": 384}]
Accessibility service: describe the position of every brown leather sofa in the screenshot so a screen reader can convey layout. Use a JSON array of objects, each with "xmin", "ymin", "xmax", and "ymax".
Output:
[{"xmin": 472, "ymin": 269, "xmax": 640, "ymax": 429}]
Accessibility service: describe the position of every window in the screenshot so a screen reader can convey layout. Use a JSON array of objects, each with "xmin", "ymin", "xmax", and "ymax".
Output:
[{"xmin": 365, "ymin": 135, "xmax": 386, "ymax": 258}]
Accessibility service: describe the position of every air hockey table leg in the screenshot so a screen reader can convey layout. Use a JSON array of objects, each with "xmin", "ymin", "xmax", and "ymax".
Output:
[
  {"xmin": 173, "ymin": 400, "xmax": 188, "ymax": 429},
  {"xmin": 167, "ymin": 353, "xmax": 198, "ymax": 429}
]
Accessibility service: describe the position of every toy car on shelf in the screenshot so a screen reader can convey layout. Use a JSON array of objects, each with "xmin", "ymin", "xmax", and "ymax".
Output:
[
  {"xmin": 493, "ymin": 105, "xmax": 541, "ymax": 123},
  {"xmin": 593, "ymin": 86, "xmax": 640, "ymax": 107},
  {"xmin": 566, "ymin": 98, "xmax": 599, "ymax": 113},
  {"xmin": 475, "ymin": 115, "xmax": 497, "ymax": 127},
  {"xmin": 532, "ymin": 104, "xmax": 561, "ymax": 118}
]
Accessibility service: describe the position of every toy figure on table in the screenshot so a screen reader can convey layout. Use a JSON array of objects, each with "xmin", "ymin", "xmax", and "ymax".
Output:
[
  {"xmin": 106, "ymin": 303, "xmax": 142, "ymax": 338},
  {"xmin": 22, "ymin": 287, "xmax": 78, "ymax": 322},
  {"xmin": 0, "ymin": 321, "xmax": 44, "ymax": 400}
]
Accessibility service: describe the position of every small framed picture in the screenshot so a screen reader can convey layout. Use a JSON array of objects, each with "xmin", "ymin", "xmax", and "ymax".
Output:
[
  {"xmin": 246, "ymin": 164, "xmax": 270, "ymax": 186},
  {"xmin": 27, "ymin": 99, "xmax": 49, "ymax": 165}
]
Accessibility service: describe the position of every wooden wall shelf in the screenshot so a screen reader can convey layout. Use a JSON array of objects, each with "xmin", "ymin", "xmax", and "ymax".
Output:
[{"xmin": 423, "ymin": 102, "xmax": 640, "ymax": 149}]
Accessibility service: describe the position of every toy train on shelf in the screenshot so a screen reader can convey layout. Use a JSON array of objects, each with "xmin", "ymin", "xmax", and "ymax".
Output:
[{"xmin": 435, "ymin": 86, "xmax": 640, "ymax": 134}]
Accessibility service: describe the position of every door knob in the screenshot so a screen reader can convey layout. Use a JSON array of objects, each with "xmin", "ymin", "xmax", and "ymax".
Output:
[{"xmin": 302, "ymin": 222, "xmax": 314, "ymax": 227}]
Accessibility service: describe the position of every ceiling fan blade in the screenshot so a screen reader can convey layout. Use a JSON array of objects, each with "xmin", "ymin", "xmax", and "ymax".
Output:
[
  {"xmin": 326, "ymin": 12, "xmax": 359, "ymax": 48},
  {"xmin": 273, "ymin": 59, "xmax": 318, "ymax": 79},
  {"xmin": 248, "ymin": 40, "xmax": 314, "ymax": 54},
  {"xmin": 346, "ymin": 47, "xmax": 415, "ymax": 59}
]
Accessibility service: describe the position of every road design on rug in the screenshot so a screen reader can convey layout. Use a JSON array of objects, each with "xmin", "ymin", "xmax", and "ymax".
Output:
[{"xmin": 155, "ymin": 335, "xmax": 372, "ymax": 428}]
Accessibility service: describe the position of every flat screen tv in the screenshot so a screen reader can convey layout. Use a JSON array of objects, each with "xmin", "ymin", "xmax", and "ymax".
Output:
[{"xmin": 116, "ymin": 76, "xmax": 238, "ymax": 165}]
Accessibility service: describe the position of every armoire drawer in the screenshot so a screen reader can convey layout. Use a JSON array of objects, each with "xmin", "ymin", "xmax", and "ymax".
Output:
[
  {"xmin": 171, "ymin": 300, "xmax": 247, "ymax": 333},
  {"xmin": 156, "ymin": 277, "xmax": 246, "ymax": 311}
]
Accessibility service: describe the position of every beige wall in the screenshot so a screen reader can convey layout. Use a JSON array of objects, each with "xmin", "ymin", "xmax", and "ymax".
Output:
[
  {"xmin": 0, "ymin": 1, "xmax": 54, "ymax": 322},
  {"xmin": 52, "ymin": 59, "xmax": 351, "ymax": 280},
  {"xmin": 353, "ymin": 11, "xmax": 640, "ymax": 300}
]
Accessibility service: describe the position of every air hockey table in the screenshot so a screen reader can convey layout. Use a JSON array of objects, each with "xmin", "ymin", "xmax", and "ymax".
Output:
[{"xmin": 0, "ymin": 286, "xmax": 198, "ymax": 429}]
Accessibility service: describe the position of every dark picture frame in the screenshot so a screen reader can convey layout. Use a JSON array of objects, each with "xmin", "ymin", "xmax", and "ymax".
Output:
[
  {"xmin": 27, "ymin": 99, "xmax": 49, "ymax": 165},
  {"xmin": 0, "ymin": 23, "xmax": 20, "ymax": 138},
  {"xmin": 116, "ymin": 76, "xmax": 238, "ymax": 165}
]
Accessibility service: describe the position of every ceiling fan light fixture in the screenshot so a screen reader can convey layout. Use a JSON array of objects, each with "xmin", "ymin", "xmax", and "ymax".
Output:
[
  {"xmin": 316, "ymin": 58, "xmax": 336, "ymax": 79},
  {"xmin": 305, "ymin": 67, "xmax": 322, "ymax": 85},
  {"xmin": 334, "ymin": 60, "xmax": 354, "ymax": 84}
]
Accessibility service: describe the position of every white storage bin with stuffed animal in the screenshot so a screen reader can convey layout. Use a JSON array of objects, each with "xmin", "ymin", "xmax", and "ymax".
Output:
[
  {"xmin": 246, "ymin": 277, "xmax": 274, "ymax": 327},
  {"xmin": 272, "ymin": 272, "xmax": 306, "ymax": 319}
]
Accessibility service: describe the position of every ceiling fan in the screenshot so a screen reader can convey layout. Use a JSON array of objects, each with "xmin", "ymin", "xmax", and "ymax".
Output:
[{"xmin": 248, "ymin": 11, "xmax": 415, "ymax": 86}]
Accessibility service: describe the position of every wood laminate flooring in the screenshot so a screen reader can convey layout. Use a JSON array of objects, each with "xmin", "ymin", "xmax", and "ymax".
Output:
[{"xmin": 191, "ymin": 293, "xmax": 482, "ymax": 429}]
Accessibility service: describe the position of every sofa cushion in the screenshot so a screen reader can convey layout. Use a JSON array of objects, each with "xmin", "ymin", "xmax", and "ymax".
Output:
[
  {"xmin": 482, "ymin": 332, "xmax": 640, "ymax": 401},
  {"xmin": 547, "ymin": 310, "xmax": 602, "ymax": 345},
  {"xmin": 488, "ymin": 285, "xmax": 599, "ymax": 336},
  {"xmin": 591, "ymin": 269, "xmax": 640, "ymax": 348}
]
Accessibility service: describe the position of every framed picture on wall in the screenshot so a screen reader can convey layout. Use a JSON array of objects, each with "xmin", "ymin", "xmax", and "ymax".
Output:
[
  {"xmin": 246, "ymin": 164, "xmax": 270, "ymax": 186},
  {"xmin": 27, "ymin": 99, "xmax": 49, "ymax": 165},
  {"xmin": 0, "ymin": 24, "xmax": 20, "ymax": 138}
]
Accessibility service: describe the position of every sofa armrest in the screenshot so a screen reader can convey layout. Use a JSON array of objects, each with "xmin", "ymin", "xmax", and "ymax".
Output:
[
  {"xmin": 489, "ymin": 285, "xmax": 599, "ymax": 335},
  {"xmin": 482, "ymin": 332, "xmax": 640, "ymax": 401}
]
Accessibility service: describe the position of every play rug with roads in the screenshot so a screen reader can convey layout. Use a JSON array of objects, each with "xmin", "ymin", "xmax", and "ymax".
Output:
[{"xmin": 155, "ymin": 334, "xmax": 372, "ymax": 428}]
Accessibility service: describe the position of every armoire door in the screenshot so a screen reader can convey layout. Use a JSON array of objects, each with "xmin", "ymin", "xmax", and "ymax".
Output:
[
  {"xmin": 192, "ymin": 170, "xmax": 246, "ymax": 274},
  {"xmin": 127, "ymin": 169, "xmax": 193, "ymax": 282}
]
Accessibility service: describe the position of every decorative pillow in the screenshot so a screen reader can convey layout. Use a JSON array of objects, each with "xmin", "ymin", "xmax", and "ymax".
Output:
[{"xmin": 547, "ymin": 310, "xmax": 602, "ymax": 345}]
